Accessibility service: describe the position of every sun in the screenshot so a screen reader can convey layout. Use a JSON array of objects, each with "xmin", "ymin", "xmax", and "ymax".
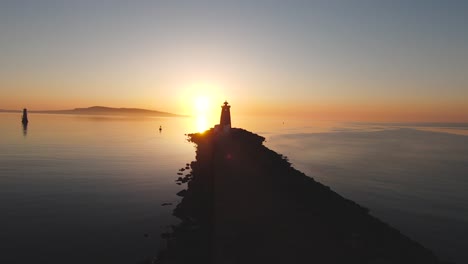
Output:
[
  {"xmin": 193, "ymin": 95, "xmax": 212, "ymax": 133},
  {"xmin": 194, "ymin": 96, "xmax": 209, "ymax": 113}
]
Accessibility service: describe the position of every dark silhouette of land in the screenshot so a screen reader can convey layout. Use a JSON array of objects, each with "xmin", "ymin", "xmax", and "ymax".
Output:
[
  {"xmin": 158, "ymin": 128, "xmax": 451, "ymax": 264},
  {"xmin": 0, "ymin": 106, "xmax": 181, "ymax": 117}
]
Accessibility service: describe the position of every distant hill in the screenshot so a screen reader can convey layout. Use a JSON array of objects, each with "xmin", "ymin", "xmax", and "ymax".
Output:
[{"xmin": 0, "ymin": 106, "xmax": 181, "ymax": 117}]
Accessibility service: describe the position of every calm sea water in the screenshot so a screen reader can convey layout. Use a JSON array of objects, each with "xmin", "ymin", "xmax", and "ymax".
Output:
[
  {"xmin": 1, "ymin": 113, "xmax": 467, "ymax": 263},
  {"xmin": 246, "ymin": 118, "xmax": 468, "ymax": 263},
  {"xmin": 0, "ymin": 113, "xmax": 196, "ymax": 263}
]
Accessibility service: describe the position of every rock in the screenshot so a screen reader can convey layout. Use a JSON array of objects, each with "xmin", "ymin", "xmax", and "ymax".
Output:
[
  {"xmin": 176, "ymin": 190, "xmax": 187, "ymax": 197},
  {"xmin": 161, "ymin": 232, "xmax": 171, "ymax": 239}
]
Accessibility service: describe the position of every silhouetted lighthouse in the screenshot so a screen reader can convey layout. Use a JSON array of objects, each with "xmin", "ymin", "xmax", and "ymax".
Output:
[{"xmin": 220, "ymin": 101, "xmax": 231, "ymax": 132}]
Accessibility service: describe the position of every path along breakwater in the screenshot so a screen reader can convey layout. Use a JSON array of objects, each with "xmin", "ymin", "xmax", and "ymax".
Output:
[{"xmin": 159, "ymin": 128, "xmax": 450, "ymax": 264}]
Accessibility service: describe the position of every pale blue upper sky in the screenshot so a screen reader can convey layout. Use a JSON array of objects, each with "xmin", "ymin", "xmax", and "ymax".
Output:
[{"xmin": 1, "ymin": 0, "xmax": 467, "ymax": 120}]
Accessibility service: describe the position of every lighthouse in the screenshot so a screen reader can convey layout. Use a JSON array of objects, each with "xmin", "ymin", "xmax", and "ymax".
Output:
[{"xmin": 220, "ymin": 101, "xmax": 231, "ymax": 132}]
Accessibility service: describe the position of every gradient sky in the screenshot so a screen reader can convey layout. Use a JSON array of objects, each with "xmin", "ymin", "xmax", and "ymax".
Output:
[{"xmin": 1, "ymin": 0, "xmax": 467, "ymax": 121}]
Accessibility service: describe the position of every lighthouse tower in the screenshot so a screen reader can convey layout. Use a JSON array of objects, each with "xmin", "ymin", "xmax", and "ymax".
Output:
[{"xmin": 220, "ymin": 101, "xmax": 231, "ymax": 132}]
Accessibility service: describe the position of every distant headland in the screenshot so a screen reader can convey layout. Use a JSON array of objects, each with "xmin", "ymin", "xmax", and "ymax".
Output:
[{"xmin": 0, "ymin": 106, "xmax": 182, "ymax": 117}]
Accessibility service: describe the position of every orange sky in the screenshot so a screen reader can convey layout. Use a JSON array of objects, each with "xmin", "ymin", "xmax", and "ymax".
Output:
[{"xmin": 1, "ymin": 1, "xmax": 467, "ymax": 122}]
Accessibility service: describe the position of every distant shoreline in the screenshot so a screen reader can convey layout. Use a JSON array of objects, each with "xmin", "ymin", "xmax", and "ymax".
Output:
[{"xmin": 0, "ymin": 106, "xmax": 185, "ymax": 117}]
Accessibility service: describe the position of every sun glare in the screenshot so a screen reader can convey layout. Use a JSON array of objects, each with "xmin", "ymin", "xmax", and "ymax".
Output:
[
  {"xmin": 184, "ymin": 83, "xmax": 224, "ymax": 133},
  {"xmin": 194, "ymin": 96, "xmax": 211, "ymax": 133},
  {"xmin": 195, "ymin": 96, "xmax": 209, "ymax": 113},
  {"xmin": 196, "ymin": 115, "xmax": 208, "ymax": 133}
]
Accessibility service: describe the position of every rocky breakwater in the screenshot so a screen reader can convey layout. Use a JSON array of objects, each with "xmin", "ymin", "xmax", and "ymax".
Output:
[{"xmin": 159, "ymin": 128, "xmax": 450, "ymax": 264}]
